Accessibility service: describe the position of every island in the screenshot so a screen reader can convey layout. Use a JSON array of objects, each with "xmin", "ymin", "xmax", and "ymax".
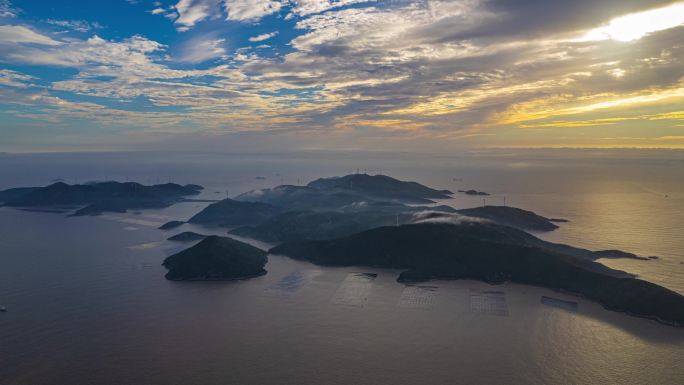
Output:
[
  {"xmin": 163, "ymin": 235, "xmax": 267, "ymax": 281},
  {"xmin": 167, "ymin": 232, "xmax": 208, "ymax": 242},
  {"xmin": 159, "ymin": 220, "xmax": 185, "ymax": 230},
  {"xmin": 270, "ymin": 222, "xmax": 684, "ymax": 326},
  {"xmin": 458, "ymin": 189, "xmax": 490, "ymax": 196},
  {"xmin": 0, "ymin": 181, "xmax": 203, "ymax": 216}
]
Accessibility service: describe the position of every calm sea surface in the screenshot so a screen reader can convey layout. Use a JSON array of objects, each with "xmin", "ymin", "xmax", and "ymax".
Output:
[{"xmin": 0, "ymin": 150, "xmax": 683, "ymax": 384}]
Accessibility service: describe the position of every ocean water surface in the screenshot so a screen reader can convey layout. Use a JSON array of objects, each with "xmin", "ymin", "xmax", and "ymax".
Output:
[{"xmin": 0, "ymin": 150, "xmax": 682, "ymax": 384}]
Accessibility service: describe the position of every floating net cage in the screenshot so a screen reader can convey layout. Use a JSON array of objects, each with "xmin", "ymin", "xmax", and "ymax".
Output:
[
  {"xmin": 398, "ymin": 285, "xmax": 439, "ymax": 309},
  {"xmin": 266, "ymin": 269, "xmax": 322, "ymax": 295},
  {"xmin": 469, "ymin": 289, "xmax": 509, "ymax": 316},
  {"xmin": 331, "ymin": 272, "xmax": 378, "ymax": 307}
]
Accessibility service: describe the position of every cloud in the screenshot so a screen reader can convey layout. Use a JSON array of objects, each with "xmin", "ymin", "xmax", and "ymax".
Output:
[
  {"xmin": 0, "ymin": 32, "xmax": 165, "ymax": 69},
  {"xmin": 44, "ymin": 19, "xmax": 103, "ymax": 33},
  {"xmin": 173, "ymin": 0, "xmax": 222, "ymax": 31},
  {"xmin": 0, "ymin": 26, "xmax": 322, "ymax": 133},
  {"xmin": 249, "ymin": 31, "xmax": 278, "ymax": 42},
  {"xmin": 224, "ymin": 0, "xmax": 283, "ymax": 22},
  {"xmin": 411, "ymin": 211, "xmax": 489, "ymax": 225},
  {"xmin": 0, "ymin": 69, "xmax": 35, "ymax": 88},
  {"xmin": 289, "ymin": 0, "xmax": 375, "ymax": 17},
  {"xmin": 245, "ymin": 1, "xmax": 684, "ymax": 136},
  {"xmin": 0, "ymin": 0, "xmax": 19, "ymax": 18},
  {"xmin": 4, "ymin": 0, "xmax": 684, "ymax": 151},
  {"xmin": 0, "ymin": 25, "xmax": 61, "ymax": 45},
  {"xmin": 177, "ymin": 35, "xmax": 227, "ymax": 63},
  {"xmin": 167, "ymin": 0, "xmax": 377, "ymax": 26}
]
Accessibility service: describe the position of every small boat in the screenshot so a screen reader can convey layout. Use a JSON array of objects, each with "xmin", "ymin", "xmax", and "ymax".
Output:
[{"xmin": 0, "ymin": 306, "xmax": 6, "ymax": 312}]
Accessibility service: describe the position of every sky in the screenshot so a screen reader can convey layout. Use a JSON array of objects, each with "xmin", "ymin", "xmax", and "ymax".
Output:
[{"xmin": 1, "ymin": 0, "xmax": 684, "ymax": 152}]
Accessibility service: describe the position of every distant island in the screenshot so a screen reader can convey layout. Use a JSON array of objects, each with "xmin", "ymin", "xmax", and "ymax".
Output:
[
  {"xmin": 163, "ymin": 235, "xmax": 267, "ymax": 281},
  {"xmin": 0, "ymin": 181, "xmax": 203, "ymax": 216},
  {"xmin": 458, "ymin": 189, "xmax": 490, "ymax": 196},
  {"xmin": 271, "ymin": 222, "xmax": 684, "ymax": 326}
]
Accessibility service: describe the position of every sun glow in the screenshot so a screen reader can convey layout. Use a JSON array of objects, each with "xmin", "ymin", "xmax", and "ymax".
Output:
[{"xmin": 582, "ymin": 2, "xmax": 684, "ymax": 41}]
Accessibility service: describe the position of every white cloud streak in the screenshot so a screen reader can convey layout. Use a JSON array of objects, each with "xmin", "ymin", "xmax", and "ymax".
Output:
[
  {"xmin": 177, "ymin": 36, "xmax": 227, "ymax": 63},
  {"xmin": 0, "ymin": 25, "xmax": 61, "ymax": 46},
  {"xmin": 44, "ymin": 19, "xmax": 103, "ymax": 33},
  {"xmin": 249, "ymin": 31, "xmax": 278, "ymax": 42}
]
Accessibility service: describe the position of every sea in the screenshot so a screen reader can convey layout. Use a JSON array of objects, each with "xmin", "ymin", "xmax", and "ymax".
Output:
[{"xmin": 0, "ymin": 149, "xmax": 682, "ymax": 385}]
